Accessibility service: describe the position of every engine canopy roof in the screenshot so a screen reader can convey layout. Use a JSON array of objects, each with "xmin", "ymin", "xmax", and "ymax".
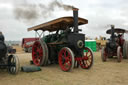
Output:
[
  {"xmin": 28, "ymin": 16, "xmax": 88, "ymax": 32},
  {"xmin": 106, "ymin": 28, "xmax": 126, "ymax": 34}
]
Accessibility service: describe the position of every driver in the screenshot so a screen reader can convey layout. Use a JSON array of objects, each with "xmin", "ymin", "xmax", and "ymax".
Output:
[{"xmin": 0, "ymin": 31, "xmax": 5, "ymax": 42}]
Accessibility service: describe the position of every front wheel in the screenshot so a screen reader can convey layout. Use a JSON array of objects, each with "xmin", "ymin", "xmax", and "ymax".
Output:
[
  {"xmin": 8, "ymin": 55, "xmax": 20, "ymax": 74},
  {"xmin": 58, "ymin": 47, "xmax": 74, "ymax": 72},
  {"xmin": 79, "ymin": 47, "xmax": 93, "ymax": 69}
]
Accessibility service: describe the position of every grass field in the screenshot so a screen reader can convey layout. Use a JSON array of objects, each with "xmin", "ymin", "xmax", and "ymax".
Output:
[{"xmin": 0, "ymin": 47, "xmax": 128, "ymax": 85}]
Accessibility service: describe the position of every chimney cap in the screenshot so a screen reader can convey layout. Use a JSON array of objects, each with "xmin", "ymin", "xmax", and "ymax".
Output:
[
  {"xmin": 72, "ymin": 7, "xmax": 79, "ymax": 11},
  {"xmin": 0, "ymin": 31, "xmax": 2, "ymax": 34}
]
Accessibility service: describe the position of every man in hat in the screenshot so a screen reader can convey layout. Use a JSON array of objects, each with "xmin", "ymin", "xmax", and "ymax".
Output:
[{"xmin": 0, "ymin": 31, "xmax": 5, "ymax": 42}]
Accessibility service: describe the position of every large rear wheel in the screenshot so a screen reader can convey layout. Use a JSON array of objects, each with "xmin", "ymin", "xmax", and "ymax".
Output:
[
  {"xmin": 123, "ymin": 41, "xmax": 127, "ymax": 59},
  {"xmin": 126, "ymin": 41, "xmax": 128, "ymax": 59},
  {"xmin": 32, "ymin": 40, "xmax": 45, "ymax": 66},
  {"xmin": 117, "ymin": 46, "xmax": 122, "ymax": 62},
  {"xmin": 101, "ymin": 47, "xmax": 107, "ymax": 62},
  {"xmin": 79, "ymin": 47, "xmax": 93, "ymax": 69},
  {"xmin": 40, "ymin": 39, "xmax": 48, "ymax": 65},
  {"xmin": 58, "ymin": 47, "xmax": 74, "ymax": 72}
]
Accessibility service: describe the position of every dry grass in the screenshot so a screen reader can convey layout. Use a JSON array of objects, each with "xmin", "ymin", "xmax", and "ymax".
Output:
[
  {"xmin": 13, "ymin": 46, "xmax": 24, "ymax": 53},
  {"xmin": 0, "ymin": 51, "xmax": 128, "ymax": 85}
]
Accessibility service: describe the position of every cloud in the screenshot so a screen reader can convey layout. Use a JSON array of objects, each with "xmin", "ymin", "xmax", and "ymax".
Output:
[
  {"xmin": 0, "ymin": 0, "xmax": 128, "ymax": 41},
  {"xmin": 77, "ymin": 0, "xmax": 128, "ymax": 39},
  {"xmin": 13, "ymin": 0, "xmax": 73, "ymax": 24},
  {"xmin": 0, "ymin": 3, "xmax": 13, "ymax": 9}
]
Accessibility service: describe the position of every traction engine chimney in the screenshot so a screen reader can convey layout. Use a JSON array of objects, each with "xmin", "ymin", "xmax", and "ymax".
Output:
[
  {"xmin": 111, "ymin": 25, "xmax": 115, "ymax": 41},
  {"xmin": 73, "ymin": 8, "xmax": 79, "ymax": 33}
]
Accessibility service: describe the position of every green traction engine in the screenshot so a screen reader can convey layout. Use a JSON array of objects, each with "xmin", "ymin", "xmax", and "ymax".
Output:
[{"xmin": 28, "ymin": 8, "xmax": 93, "ymax": 72}]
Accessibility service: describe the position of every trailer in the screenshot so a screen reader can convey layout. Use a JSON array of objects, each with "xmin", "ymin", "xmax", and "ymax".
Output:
[{"xmin": 22, "ymin": 38, "xmax": 39, "ymax": 52}]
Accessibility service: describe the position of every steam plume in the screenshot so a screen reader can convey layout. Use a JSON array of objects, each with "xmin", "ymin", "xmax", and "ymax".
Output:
[{"xmin": 13, "ymin": 0, "xmax": 74, "ymax": 23}]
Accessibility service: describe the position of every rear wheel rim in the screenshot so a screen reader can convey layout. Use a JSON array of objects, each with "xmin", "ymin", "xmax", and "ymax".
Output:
[
  {"xmin": 58, "ymin": 47, "xmax": 74, "ymax": 71},
  {"xmin": 123, "ymin": 41, "xmax": 126, "ymax": 58},
  {"xmin": 79, "ymin": 47, "xmax": 93, "ymax": 69},
  {"xmin": 32, "ymin": 41, "xmax": 43, "ymax": 66},
  {"xmin": 101, "ymin": 47, "xmax": 107, "ymax": 61},
  {"xmin": 117, "ymin": 46, "xmax": 122, "ymax": 62},
  {"xmin": 40, "ymin": 39, "xmax": 48, "ymax": 65}
]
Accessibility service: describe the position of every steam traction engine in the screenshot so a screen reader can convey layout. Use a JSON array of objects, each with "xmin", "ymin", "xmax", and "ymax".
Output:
[
  {"xmin": 0, "ymin": 32, "xmax": 20, "ymax": 74},
  {"xmin": 101, "ymin": 25, "xmax": 127, "ymax": 62},
  {"xmin": 28, "ymin": 8, "xmax": 93, "ymax": 71}
]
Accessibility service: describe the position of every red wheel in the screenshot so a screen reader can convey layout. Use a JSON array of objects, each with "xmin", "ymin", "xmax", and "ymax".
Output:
[
  {"xmin": 101, "ymin": 47, "xmax": 107, "ymax": 62},
  {"xmin": 79, "ymin": 47, "xmax": 93, "ymax": 69},
  {"xmin": 58, "ymin": 47, "xmax": 74, "ymax": 72},
  {"xmin": 117, "ymin": 46, "xmax": 122, "ymax": 62},
  {"xmin": 32, "ymin": 40, "xmax": 45, "ymax": 66}
]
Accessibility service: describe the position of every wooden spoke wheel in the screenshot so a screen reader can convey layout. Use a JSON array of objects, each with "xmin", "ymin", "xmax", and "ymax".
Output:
[
  {"xmin": 8, "ymin": 55, "xmax": 20, "ymax": 74},
  {"xmin": 79, "ymin": 47, "xmax": 93, "ymax": 69},
  {"xmin": 101, "ymin": 47, "xmax": 107, "ymax": 62},
  {"xmin": 32, "ymin": 40, "xmax": 45, "ymax": 66},
  {"xmin": 117, "ymin": 46, "xmax": 122, "ymax": 62},
  {"xmin": 58, "ymin": 47, "xmax": 74, "ymax": 72}
]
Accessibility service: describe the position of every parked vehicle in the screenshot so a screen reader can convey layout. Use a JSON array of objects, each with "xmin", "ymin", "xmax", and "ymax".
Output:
[
  {"xmin": 101, "ymin": 25, "xmax": 128, "ymax": 62},
  {"xmin": 7, "ymin": 45, "xmax": 16, "ymax": 54},
  {"xmin": 22, "ymin": 38, "xmax": 39, "ymax": 52}
]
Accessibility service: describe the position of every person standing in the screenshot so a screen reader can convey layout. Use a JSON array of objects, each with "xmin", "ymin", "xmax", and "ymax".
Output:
[{"xmin": 0, "ymin": 31, "xmax": 5, "ymax": 42}]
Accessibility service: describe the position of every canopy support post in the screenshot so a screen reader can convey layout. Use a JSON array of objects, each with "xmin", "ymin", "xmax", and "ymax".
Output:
[{"xmin": 34, "ymin": 30, "xmax": 44, "ymax": 39}]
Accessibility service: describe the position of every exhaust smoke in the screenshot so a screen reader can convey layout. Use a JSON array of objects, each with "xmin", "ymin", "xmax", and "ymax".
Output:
[{"xmin": 13, "ymin": 0, "xmax": 74, "ymax": 23}]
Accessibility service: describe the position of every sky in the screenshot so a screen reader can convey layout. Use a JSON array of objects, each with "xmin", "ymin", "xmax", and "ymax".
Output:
[{"xmin": 0, "ymin": 0, "xmax": 128, "ymax": 41}]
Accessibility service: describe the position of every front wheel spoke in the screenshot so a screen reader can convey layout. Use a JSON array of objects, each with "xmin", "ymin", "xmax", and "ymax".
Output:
[
  {"xmin": 81, "ymin": 60, "xmax": 85, "ymax": 66},
  {"xmin": 88, "ymin": 59, "xmax": 92, "ymax": 63},
  {"xmin": 85, "ymin": 51, "xmax": 89, "ymax": 56},
  {"xmin": 87, "ymin": 60, "xmax": 91, "ymax": 65},
  {"xmin": 88, "ymin": 55, "xmax": 92, "ymax": 59},
  {"xmin": 87, "ymin": 54, "xmax": 91, "ymax": 57},
  {"xmin": 85, "ymin": 61, "xmax": 88, "ymax": 67}
]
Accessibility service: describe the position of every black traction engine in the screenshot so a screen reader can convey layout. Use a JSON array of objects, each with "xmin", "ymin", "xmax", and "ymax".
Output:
[
  {"xmin": 0, "ymin": 32, "xmax": 20, "ymax": 74},
  {"xmin": 101, "ymin": 25, "xmax": 127, "ymax": 62}
]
